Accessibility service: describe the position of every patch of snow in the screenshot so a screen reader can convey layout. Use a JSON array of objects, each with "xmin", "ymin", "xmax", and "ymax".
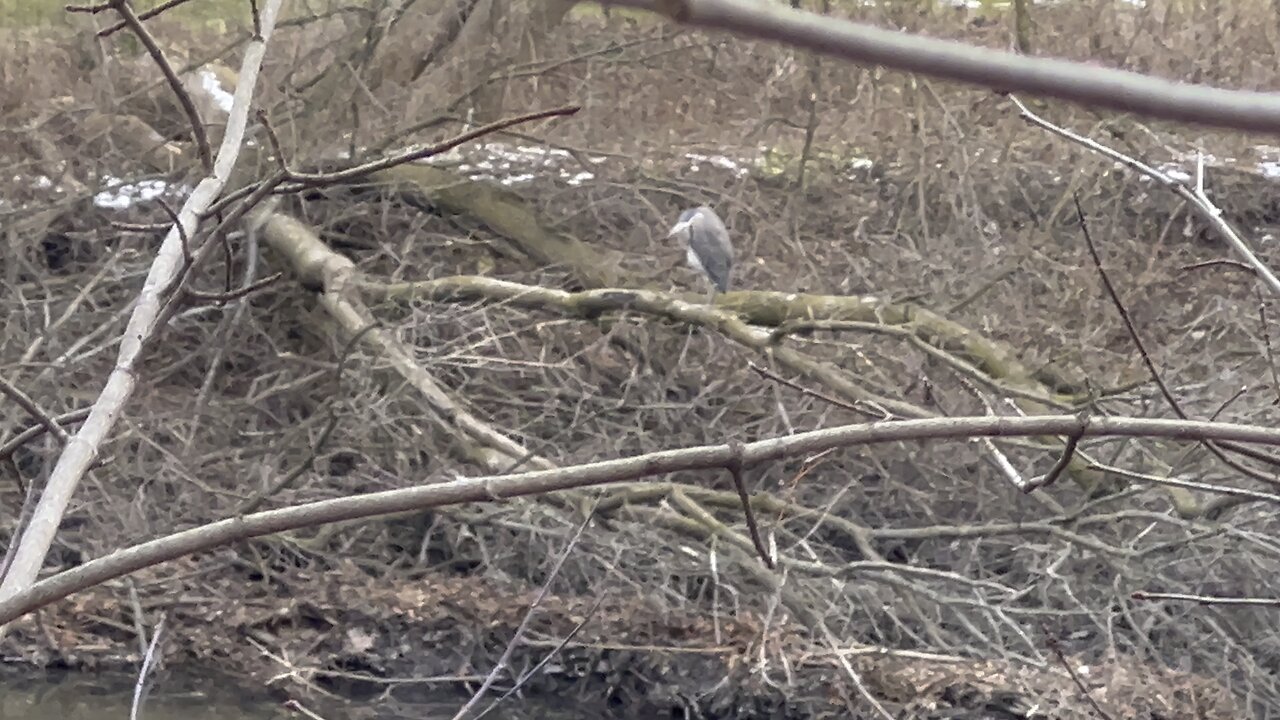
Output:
[
  {"xmin": 198, "ymin": 69, "xmax": 234, "ymax": 115},
  {"xmin": 93, "ymin": 178, "xmax": 170, "ymax": 210},
  {"xmin": 685, "ymin": 152, "xmax": 750, "ymax": 178},
  {"xmin": 514, "ymin": 144, "xmax": 569, "ymax": 158}
]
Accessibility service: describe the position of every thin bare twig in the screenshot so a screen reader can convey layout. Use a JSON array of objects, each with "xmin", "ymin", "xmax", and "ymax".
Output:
[
  {"xmin": 0, "ymin": 409, "xmax": 92, "ymax": 462},
  {"xmin": 248, "ymin": 0, "xmax": 262, "ymax": 39},
  {"xmin": 64, "ymin": 2, "xmax": 113, "ymax": 13},
  {"xmin": 184, "ymin": 272, "xmax": 283, "ymax": 305},
  {"xmin": 1021, "ymin": 404, "xmax": 1088, "ymax": 493},
  {"xmin": 282, "ymin": 699, "xmax": 329, "ymax": 720},
  {"xmin": 95, "ymin": 0, "xmax": 201, "ymax": 37},
  {"xmin": 1075, "ymin": 196, "xmax": 1280, "ymax": 484},
  {"xmin": 726, "ymin": 440, "xmax": 773, "ymax": 569},
  {"xmin": 154, "ymin": 198, "xmax": 191, "ymax": 267},
  {"xmin": 1181, "ymin": 259, "xmax": 1256, "ymax": 275},
  {"xmin": 130, "ymin": 614, "xmax": 167, "ymax": 720},
  {"xmin": 1044, "ymin": 627, "xmax": 1116, "ymax": 720},
  {"xmin": 111, "ymin": 221, "xmax": 172, "ymax": 232},
  {"xmin": 0, "ymin": 375, "xmax": 70, "ymax": 445},
  {"xmin": 748, "ymin": 361, "xmax": 887, "ymax": 418},
  {"xmin": 1131, "ymin": 591, "xmax": 1280, "ymax": 606},
  {"xmin": 279, "ymin": 105, "xmax": 582, "ymax": 189},
  {"xmin": 449, "ymin": 501, "xmax": 597, "ymax": 720},
  {"xmin": 234, "ymin": 324, "xmax": 378, "ymax": 515},
  {"xmin": 955, "ymin": 379, "xmax": 1035, "ymax": 492},
  {"xmin": 153, "ymin": 174, "xmax": 288, "ymax": 336},
  {"xmin": 1074, "ymin": 197, "xmax": 1180, "ymax": 416},
  {"xmin": 1089, "ymin": 461, "xmax": 1280, "ymax": 505},
  {"xmin": 255, "ymin": 109, "xmax": 290, "ymax": 174},
  {"xmin": 817, "ymin": 620, "xmax": 898, "ymax": 720},
  {"xmin": 1260, "ymin": 293, "xmax": 1280, "ymax": 406},
  {"xmin": 470, "ymin": 593, "xmax": 607, "ymax": 720},
  {"xmin": 0, "ymin": 456, "xmax": 42, "ymax": 585}
]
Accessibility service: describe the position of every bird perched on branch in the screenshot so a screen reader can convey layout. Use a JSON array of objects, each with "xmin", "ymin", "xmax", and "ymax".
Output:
[{"xmin": 666, "ymin": 205, "xmax": 734, "ymax": 299}]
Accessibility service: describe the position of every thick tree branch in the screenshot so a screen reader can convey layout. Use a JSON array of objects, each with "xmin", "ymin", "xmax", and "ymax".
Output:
[
  {"xmin": 592, "ymin": 0, "xmax": 1280, "ymax": 133},
  {"xmin": 360, "ymin": 275, "xmax": 1207, "ymax": 507},
  {"xmin": 3, "ymin": 413, "xmax": 1280, "ymax": 626}
]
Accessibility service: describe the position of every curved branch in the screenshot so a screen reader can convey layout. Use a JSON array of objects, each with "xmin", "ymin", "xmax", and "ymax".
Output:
[
  {"xmin": 594, "ymin": 0, "xmax": 1280, "ymax": 133},
  {"xmin": 2, "ymin": 413, "xmax": 1280, "ymax": 626}
]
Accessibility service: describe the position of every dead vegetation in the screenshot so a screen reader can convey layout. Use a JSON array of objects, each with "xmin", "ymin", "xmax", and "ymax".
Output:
[{"xmin": 5, "ymin": 0, "xmax": 1280, "ymax": 717}]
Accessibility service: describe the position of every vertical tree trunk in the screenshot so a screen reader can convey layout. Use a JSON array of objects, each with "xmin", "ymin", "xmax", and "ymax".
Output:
[
  {"xmin": 1012, "ymin": 0, "xmax": 1033, "ymax": 55},
  {"xmin": 403, "ymin": 0, "xmax": 578, "ymax": 124}
]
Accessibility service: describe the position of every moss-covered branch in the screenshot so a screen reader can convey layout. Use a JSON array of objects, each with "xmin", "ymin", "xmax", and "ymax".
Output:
[
  {"xmin": 371, "ymin": 164, "xmax": 621, "ymax": 289},
  {"xmin": 361, "ymin": 274, "xmax": 1212, "ymax": 515},
  {"xmin": 252, "ymin": 208, "xmax": 553, "ymax": 474}
]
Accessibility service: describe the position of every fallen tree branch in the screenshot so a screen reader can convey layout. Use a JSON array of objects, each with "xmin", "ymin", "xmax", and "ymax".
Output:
[
  {"xmin": 252, "ymin": 209, "xmax": 553, "ymax": 472},
  {"xmin": 367, "ymin": 275, "xmax": 1093, "ymax": 399},
  {"xmin": 365, "ymin": 275, "xmax": 927, "ymax": 417},
  {"xmin": 3, "ymin": 412, "xmax": 1280, "ymax": 625},
  {"xmin": 370, "ymin": 164, "xmax": 620, "ymax": 289},
  {"xmin": 361, "ymin": 274, "xmax": 1193, "ymax": 508}
]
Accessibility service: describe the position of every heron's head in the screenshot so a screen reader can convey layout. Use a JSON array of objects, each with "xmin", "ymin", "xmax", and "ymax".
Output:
[{"xmin": 666, "ymin": 208, "xmax": 702, "ymax": 240}]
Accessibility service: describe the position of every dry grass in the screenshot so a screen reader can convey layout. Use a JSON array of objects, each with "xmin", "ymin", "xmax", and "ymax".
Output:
[{"xmin": 5, "ymin": 0, "xmax": 1280, "ymax": 717}]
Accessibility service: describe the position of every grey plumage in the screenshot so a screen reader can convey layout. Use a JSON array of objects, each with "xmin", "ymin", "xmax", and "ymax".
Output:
[{"xmin": 666, "ymin": 205, "xmax": 734, "ymax": 293}]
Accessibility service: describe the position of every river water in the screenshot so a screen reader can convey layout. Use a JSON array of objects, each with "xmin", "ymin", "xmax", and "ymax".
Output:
[
  {"xmin": 0, "ymin": 667, "xmax": 622, "ymax": 719},
  {"xmin": 0, "ymin": 668, "xmax": 287, "ymax": 720}
]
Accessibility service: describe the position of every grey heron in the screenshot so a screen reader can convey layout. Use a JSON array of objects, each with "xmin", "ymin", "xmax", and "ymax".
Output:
[{"xmin": 666, "ymin": 205, "xmax": 734, "ymax": 298}]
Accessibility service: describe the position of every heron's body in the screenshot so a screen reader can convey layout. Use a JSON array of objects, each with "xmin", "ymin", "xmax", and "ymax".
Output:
[{"xmin": 667, "ymin": 206, "xmax": 733, "ymax": 293}]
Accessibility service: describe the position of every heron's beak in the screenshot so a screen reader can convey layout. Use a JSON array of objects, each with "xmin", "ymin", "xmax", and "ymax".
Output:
[{"xmin": 666, "ymin": 220, "xmax": 693, "ymax": 238}]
